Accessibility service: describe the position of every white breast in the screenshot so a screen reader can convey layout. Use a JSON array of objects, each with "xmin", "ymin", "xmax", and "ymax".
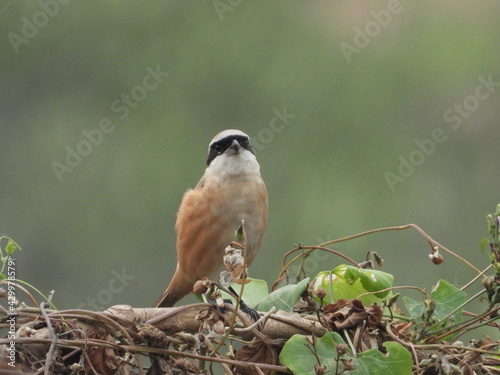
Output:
[{"xmin": 200, "ymin": 149, "xmax": 267, "ymax": 258}]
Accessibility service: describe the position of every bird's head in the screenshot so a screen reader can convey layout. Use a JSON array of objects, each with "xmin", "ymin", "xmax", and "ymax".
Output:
[{"xmin": 206, "ymin": 129, "xmax": 260, "ymax": 177}]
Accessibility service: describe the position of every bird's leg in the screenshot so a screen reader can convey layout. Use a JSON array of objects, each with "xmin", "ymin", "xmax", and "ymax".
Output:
[
  {"xmin": 204, "ymin": 282, "xmax": 261, "ymax": 322},
  {"xmin": 227, "ymin": 285, "xmax": 261, "ymax": 322}
]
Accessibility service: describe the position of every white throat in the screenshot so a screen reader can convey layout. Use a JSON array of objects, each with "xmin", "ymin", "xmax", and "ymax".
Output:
[{"xmin": 206, "ymin": 150, "xmax": 261, "ymax": 181}]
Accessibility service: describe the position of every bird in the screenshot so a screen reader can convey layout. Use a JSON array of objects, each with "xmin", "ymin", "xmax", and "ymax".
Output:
[{"xmin": 154, "ymin": 129, "xmax": 268, "ymax": 307}]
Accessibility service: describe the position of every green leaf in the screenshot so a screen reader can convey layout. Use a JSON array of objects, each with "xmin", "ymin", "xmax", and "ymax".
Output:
[
  {"xmin": 280, "ymin": 332, "xmax": 347, "ymax": 375},
  {"xmin": 224, "ymin": 278, "xmax": 270, "ymax": 309},
  {"xmin": 5, "ymin": 240, "xmax": 19, "ymax": 255},
  {"xmin": 349, "ymin": 342, "xmax": 413, "ymax": 375},
  {"xmin": 401, "ymin": 296, "xmax": 424, "ymax": 321},
  {"xmin": 256, "ymin": 278, "xmax": 309, "ymax": 312},
  {"xmin": 430, "ymin": 279, "xmax": 466, "ymax": 324},
  {"xmin": 481, "ymin": 237, "xmax": 490, "ymax": 252},
  {"xmin": 354, "ymin": 268, "xmax": 392, "ymax": 298},
  {"xmin": 402, "ymin": 280, "xmax": 467, "ymax": 334},
  {"xmin": 311, "ymin": 265, "xmax": 393, "ymax": 305},
  {"xmin": 280, "ymin": 332, "xmax": 412, "ymax": 375}
]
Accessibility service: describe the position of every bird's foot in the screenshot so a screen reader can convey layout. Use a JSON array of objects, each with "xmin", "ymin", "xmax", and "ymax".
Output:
[
  {"xmin": 237, "ymin": 299, "xmax": 261, "ymax": 322},
  {"xmin": 208, "ymin": 297, "xmax": 260, "ymax": 323}
]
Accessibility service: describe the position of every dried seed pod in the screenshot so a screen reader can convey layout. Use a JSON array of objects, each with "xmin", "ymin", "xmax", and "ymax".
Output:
[
  {"xmin": 193, "ymin": 280, "xmax": 209, "ymax": 294},
  {"xmin": 429, "ymin": 246, "xmax": 444, "ymax": 264}
]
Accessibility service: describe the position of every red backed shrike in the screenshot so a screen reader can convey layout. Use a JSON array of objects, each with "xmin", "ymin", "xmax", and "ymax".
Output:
[{"xmin": 154, "ymin": 129, "xmax": 268, "ymax": 307}]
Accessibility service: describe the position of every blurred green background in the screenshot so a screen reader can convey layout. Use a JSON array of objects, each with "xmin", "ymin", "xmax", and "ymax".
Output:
[{"xmin": 1, "ymin": 1, "xmax": 499, "ymax": 338}]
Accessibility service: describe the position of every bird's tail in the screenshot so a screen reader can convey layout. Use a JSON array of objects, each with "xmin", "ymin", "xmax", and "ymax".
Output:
[
  {"xmin": 153, "ymin": 288, "xmax": 176, "ymax": 308},
  {"xmin": 153, "ymin": 272, "xmax": 192, "ymax": 307}
]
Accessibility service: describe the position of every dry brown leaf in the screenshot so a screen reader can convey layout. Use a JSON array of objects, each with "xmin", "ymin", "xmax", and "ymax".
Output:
[
  {"xmin": 365, "ymin": 303, "xmax": 382, "ymax": 329},
  {"xmin": 234, "ymin": 339, "xmax": 276, "ymax": 375},
  {"xmin": 322, "ymin": 299, "xmax": 382, "ymax": 331}
]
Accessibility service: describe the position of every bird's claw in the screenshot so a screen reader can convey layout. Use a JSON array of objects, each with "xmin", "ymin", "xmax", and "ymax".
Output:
[
  {"xmin": 240, "ymin": 302, "xmax": 261, "ymax": 322},
  {"xmin": 209, "ymin": 298, "xmax": 260, "ymax": 322}
]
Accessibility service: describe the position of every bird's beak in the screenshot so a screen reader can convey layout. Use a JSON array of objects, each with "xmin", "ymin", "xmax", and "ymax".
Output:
[{"xmin": 227, "ymin": 139, "xmax": 242, "ymax": 155}]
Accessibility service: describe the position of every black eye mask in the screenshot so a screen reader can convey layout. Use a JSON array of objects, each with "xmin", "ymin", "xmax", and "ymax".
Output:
[{"xmin": 206, "ymin": 135, "xmax": 253, "ymax": 166}]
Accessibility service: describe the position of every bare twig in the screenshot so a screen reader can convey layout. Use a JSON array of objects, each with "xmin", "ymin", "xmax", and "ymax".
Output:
[
  {"xmin": 273, "ymin": 245, "xmax": 360, "ymax": 290},
  {"xmin": 356, "ymin": 285, "xmax": 429, "ymax": 300},
  {"xmin": 461, "ymin": 264, "xmax": 492, "ymax": 291},
  {"xmin": 318, "ymin": 224, "xmax": 482, "ymax": 274},
  {"xmin": 233, "ymin": 306, "xmax": 276, "ymax": 334},
  {"xmin": 213, "ymin": 220, "xmax": 249, "ymax": 354},
  {"xmin": 0, "ymin": 280, "xmax": 38, "ymax": 307},
  {"xmin": 40, "ymin": 302, "xmax": 57, "ymax": 375}
]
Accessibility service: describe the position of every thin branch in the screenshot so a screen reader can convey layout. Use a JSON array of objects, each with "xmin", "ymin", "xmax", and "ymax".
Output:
[
  {"xmin": 356, "ymin": 285, "xmax": 429, "ymax": 300},
  {"xmin": 0, "ymin": 280, "xmax": 38, "ymax": 307},
  {"xmin": 273, "ymin": 245, "xmax": 360, "ymax": 290},
  {"xmin": 318, "ymin": 224, "xmax": 482, "ymax": 274},
  {"xmin": 233, "ymin": 306, "xmax": 276, "ymax": 334},
  {"xmin": 213, "ymin": 220, "xmax": 248, "ymax": 354},
  {"xmin": 461, "ymin": 264, "xmax": 492, "ymax": 291},
  {"xmin": 40, "ymin": 302, "xmax": 57, "ymax": 375}
]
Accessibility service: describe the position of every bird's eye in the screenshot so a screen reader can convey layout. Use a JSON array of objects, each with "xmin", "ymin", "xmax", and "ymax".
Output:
[
  {"xmin": 240, "ymin": 139, "xmax": 249, "ymax": 147},
  {"xmin": 214, "ymin": 145, "xmax": 223, "ymax": 154}
]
